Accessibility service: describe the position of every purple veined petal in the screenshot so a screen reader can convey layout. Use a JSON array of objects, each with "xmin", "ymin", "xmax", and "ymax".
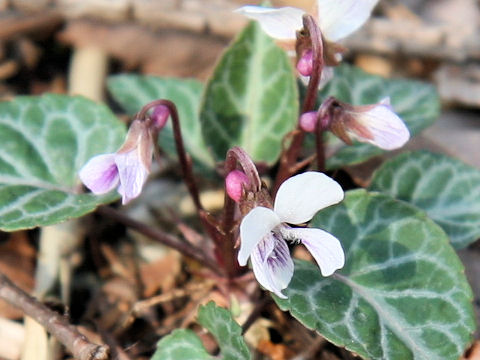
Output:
[
  {"xmin": 235, "ymin": 6, "xmax": 305, "ymax": 40},
  {"xmin": 350, "ymin": 101, "xmax": 410, "ymax": 150},
  {"xmin": 274, "ymin": 172, "xmax": 344, "ymax": 225},
  {"xmin": 283, "ymin": 226, "xmax": 345, "ymax": 276},
  {"xmin": 316, "ymin": 0, "xmax": 379, "ymax": 41},
  {"xmin": 78, "ymin": 153, "xmax": 120, "ymax": 194},
  {"xmin": 115, "ymin": 149, "xmax": 149, "ymax": 204},
  {"xmin": 238, "ymin": 207, "xmax": 281, "ymax": 266},
  {"xmin": 251, "ymin": 234, "xmax": 294, "ymax": 299}
]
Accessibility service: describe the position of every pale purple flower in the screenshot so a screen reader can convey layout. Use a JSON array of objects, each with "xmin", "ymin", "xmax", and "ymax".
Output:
[
  {"xmin": 238, "ymin": 172, "xmax": 345, "ymax": 298},
  {"xmin": 342, "ymin": 97, "xmax": 410, "ymax": 150},
  {"xmin": 235, "ymin": 0, "xmax": 379, "ymax": 43},
  {"xmin": 79, "ymin": 119, "xmax": 153, "ymax": 204}
]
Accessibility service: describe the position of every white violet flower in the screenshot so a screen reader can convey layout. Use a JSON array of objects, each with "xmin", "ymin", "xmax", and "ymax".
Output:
[
  {"xmin": 238, "ymin": 172, "xmax": 345, "ymax": 298},
  {"xmin": 235, "ymin": 0, "xmax": 379, "ymax": 43}
]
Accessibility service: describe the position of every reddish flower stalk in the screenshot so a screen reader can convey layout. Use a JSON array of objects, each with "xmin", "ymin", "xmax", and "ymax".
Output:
[
  {"xmin": 219, "ymin": 147, "xmax": 263, "ymax": 278},
  {"xmin": 137, "ymin": 99, "xmax": 203, "ymax": 212},
  {"xmin": 274, "ymin": 14, "xmax": 325, "ymax": 194}
]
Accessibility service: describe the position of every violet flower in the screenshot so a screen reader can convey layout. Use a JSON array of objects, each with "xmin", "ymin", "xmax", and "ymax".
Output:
[
  {"xmin": 235, "ymin": 0, "xmax": 379, "ymax": 43},
  {"xmin": 331, "ymin": 97, "xmax": 410, "ymax": 150},
  {"xmin": 238, "ymin": 172, "xmax": 345, "ymax": 298},
  {"xmin": 79, "ymin": 119, "xmax": 153, "ymax": 204}
]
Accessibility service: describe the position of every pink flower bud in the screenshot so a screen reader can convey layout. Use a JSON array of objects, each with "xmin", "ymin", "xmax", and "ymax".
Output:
[
  {"xmin": 299, "ymin": 111, "xmax": 318, "ymax": 132},
  {"xmin": 152, "ymin": 105, "xmax": 170, "ymax": 130},
  {"xmin": 226, "ymin": 170, "xmax": 249, "ymax": 202},
  {"xmin": 296, "ymin": 50, "xmax": 313, "ymax": 77}
]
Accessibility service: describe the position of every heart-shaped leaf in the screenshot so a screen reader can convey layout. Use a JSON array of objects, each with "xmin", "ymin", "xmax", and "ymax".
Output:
[
  {"xmin": 0, "ymin": 94, "xmax": 126, "ymax": 231},
  {"xmin": 200, "ymin": 21, "xmax": 299, "ymax": 165},
  {"xmin": 369, "ymin": 150, "xmax": 480, "ymax": 248},
  {"xmin": 107, "ymin": 75, "xmax": 214, "ymax": 168},
  {"xmin": 152, "ymin": 302, "xmax": 251, "ymax": 360},
  {"xmin": 316, "ymin": 65, "xmax": 440, "ymax": 169},
  {"xmin": 275, "ymin": 190, "xmax": 475, "ymax": 360},
  {"xmin": 152, "ymin": 329, "xmax": 211, "ymax": 360}
]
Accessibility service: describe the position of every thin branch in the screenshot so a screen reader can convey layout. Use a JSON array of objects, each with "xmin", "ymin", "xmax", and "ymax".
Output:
[
  {"xmin": 98, "ymin": 206, "xmax": 218, "ymax": 272},
  {"xmin": 0, "ymin": 272, "xmax": 109, "ymax": 360}
]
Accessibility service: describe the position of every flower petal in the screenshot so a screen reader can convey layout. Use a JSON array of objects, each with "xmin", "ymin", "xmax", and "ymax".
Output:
[
  {"xmin": 284, "ymin": 227, "xmax": 345, "ymax": 276},
  {"xmin": 251, "ymin": 234, "xmax": 294, "ymax": 298},
  {"xmin": 316, "ymin": 0, "xmax": 379, "ymax": 41},
  {"xmin": 349, "ymin": 100, "xmax": 410, "ymax": 150},
  {"xmin": 115, "ymin": 149, "xmax": 149, "ymax": 204},
  {"xmin": 79, "ymin": 153, "xmax": 119, "ymax": 194},
  {"xmin": 235, "ymin": 6, "xmax": 305, "ymax": 40},
  {"xmin": 274, "ymin": 172, "xmax": 344, "ymax": 224},
  {"xmin": 238, "ymin": 207, "xmax": 281, "ymax": 266}
]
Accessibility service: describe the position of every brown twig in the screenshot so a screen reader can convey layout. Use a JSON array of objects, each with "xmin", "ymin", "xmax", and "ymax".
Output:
[
  {"xmin": 98, "ymin": 206, "xmax": 218, "ymax": 272},
  {"xmin": 0, "ymin": 272, "xmax": 109, "ymax": 360}
]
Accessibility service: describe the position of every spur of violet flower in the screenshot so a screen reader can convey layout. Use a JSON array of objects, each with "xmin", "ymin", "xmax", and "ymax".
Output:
[
  {"xmin": 79, "ymin": 119, "xmax": 154, "ymax": 205},
  {"xmin": 238, "ymin": 172, "xmax": 345, "ymax": 299}
]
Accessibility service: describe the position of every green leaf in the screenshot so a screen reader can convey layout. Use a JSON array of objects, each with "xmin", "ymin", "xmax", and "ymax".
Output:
[
  {"xmin": 200, "ymin": 21, "xmax": 298, "ymax": 165},
  {"xmin": 152, "ymin": 302, "xmax": 251, "ymax": 360},
  {"xmin": 152, "ymin": 329, "xmax": 212, "ymax": 360},
  {"xmin": 369, "ymin": 150, "xmax": 480, "ymax": 249},
  {"xmin": 275, "ymin": 190, "xmax": 475, "ymax": 360},
  {"xmin": 197, "ymin": 302, "xmax": 251, "ymax": 360},
  {"xmin": 107, "ymin": 75, "xmax": 214, "ymax": 168},
  {"xmin": 0, "ymin": 94, "xmax": 126, "ymax": 231},
  {"xmin": 317, "ymin": 64, "xmax": 440, "ymax": 169}
]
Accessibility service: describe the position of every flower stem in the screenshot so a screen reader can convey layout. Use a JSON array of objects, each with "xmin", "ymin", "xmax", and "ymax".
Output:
[
  {"xmin": 219, "ymin": 147, "xmax": 263, "ymax": 278},
  {"xmin": 137, "ymin": 99, "xmax": 203, "ymax": 212},
  {"xmin": 274, "ymin": 14, "xmax": 324, "ymax": 194},
  {"xmin": 0, "ymin": 272, "xmax": 109, "ymax": 360}
]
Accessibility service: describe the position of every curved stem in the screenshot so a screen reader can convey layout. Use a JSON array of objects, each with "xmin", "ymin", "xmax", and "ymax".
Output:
[
  {"xmin": 274, "ymin": 14, "xmax": 324, "ymax": 194},
  {"xmin": 138, "ymin": 99, "xmax": 203, "ymax": 212}
]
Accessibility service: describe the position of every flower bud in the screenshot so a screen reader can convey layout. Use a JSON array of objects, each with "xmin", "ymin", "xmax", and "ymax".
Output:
[
  {"xmin": 226, "ymin": 170, "xmax": 249, "ymax": 202},
  {"xmin": 299, "ymin": 111, "xmax": 318, "ymax": 132},
  {"xmin": 296, "ymin": 50, "xmax": 313, "ymax": 77},
  {"xmin": 152, "ymin": 105, "xmax": 170, "ymax": 130}
]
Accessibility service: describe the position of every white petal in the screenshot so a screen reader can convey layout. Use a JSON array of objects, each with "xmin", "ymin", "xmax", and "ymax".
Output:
[
  {"xmin": 284, "ymin": 227, "xmax": 345, "ymax": 276},
  {"xmin": 316, "ymin": 0, "xmax": 379, "ymax": 41},
  {"xmin": 79, "ymin": 153, "xmax": 119, "ymax": 194},
  {"xmin": 238, "ymin": 207, "xmax": 281, "ymax": 266},
  {"xmin": 115, "ymin": 149, "xmax": 149, "ymax": 204},
  {"xmin": 352, "ymin": 102, "xmax": 410, "ymax": 150},
  {"xmin": 251, "ymin": 235, "xmax": 294, "ymax": 298},
  {"xmin": 274, "ymin": 172, "xmax": 344, "ymax": 224},
  {"xmin": 235, "ymin": 6, "xmax": 305, "ymax": 40}
]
